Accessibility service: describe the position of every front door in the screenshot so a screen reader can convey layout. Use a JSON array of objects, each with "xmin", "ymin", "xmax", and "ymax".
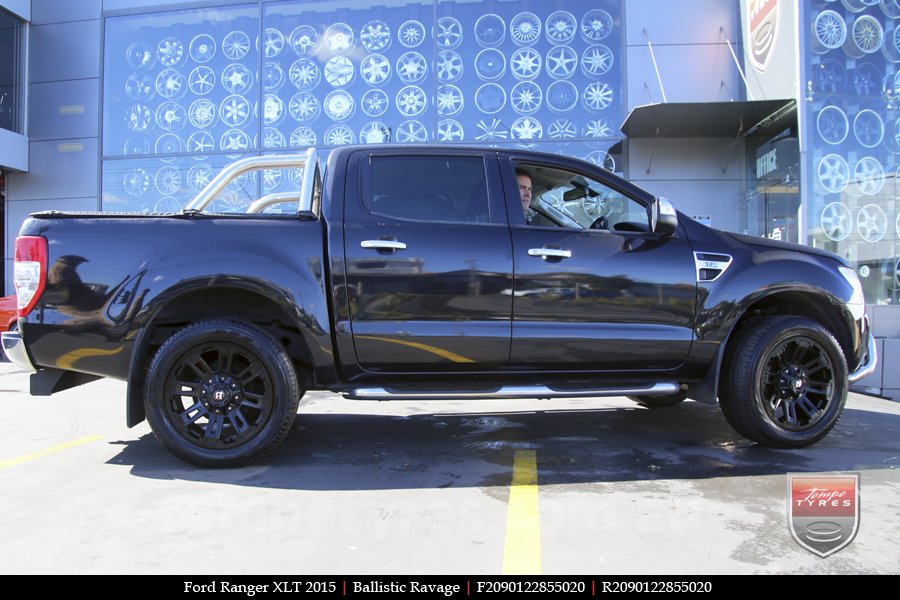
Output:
[{"xmin": 506, "ymin": 158, "xmax": 697, "ymax": 371}]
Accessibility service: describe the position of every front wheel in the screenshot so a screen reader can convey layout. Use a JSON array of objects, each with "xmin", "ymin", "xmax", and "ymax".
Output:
[
  {"xmin": 144, "ymin": 320, "xmax": 302, "ymax": 467},
  {"xmin": 719, "ymin": 316, "xmax": 848, "ymax": 448}
]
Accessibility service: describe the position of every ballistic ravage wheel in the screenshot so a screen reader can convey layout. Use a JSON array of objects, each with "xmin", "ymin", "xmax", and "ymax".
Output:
[
  {"xmin": 627, "ymin": 390, "xmax": 688, "ymax": 408},
  {"xmin": 719, "ymin": 317, "xmax": 848, "ymax": 448},
  {"xmin": 144, "ymin": 320, "xmax": 302, "ymax": 467}
]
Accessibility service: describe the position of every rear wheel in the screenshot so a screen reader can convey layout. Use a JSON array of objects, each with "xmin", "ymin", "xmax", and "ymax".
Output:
[
  {"xmin": 144, "ymin": 320, "xmax": 302, "ymax": 467},
  {"xmin": 719, "ymin": 316, "xmax": 847, "ymax": 447}
]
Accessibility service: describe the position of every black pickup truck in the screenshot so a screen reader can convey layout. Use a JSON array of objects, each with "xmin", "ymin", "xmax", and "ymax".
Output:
[{"xmin": 2, "ymin": 145, "xmax": 876, "ymax": 466}]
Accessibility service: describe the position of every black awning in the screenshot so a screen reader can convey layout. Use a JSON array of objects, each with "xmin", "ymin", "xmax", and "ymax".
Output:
[{"xmin": 620, "ymin": 99, "xmax": 795, "ymax": 138}]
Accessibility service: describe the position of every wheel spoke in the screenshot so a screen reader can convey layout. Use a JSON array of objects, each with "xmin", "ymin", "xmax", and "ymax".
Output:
[
  {"xmin": 229, "ymin": 410, "xmax": 249, "ymax": 433},
  {"xmin": 188, "ymin": 354, "xmax": 215, "ymax": 379},
  {"xmin": 802, "ymin": 355, "xmax": 829, "ymax": 376},
  {"xmin": 218, "ymin": 347, "xmax": 235, "ymax": 375},
  {"xmin": 795, "ymin": 393, "xmax": 821, "ymax": 421},
  {"xmin": 176, "ymin": 401, "xmax": 207, "ymax": 426},
  {"xmin": 237, "ymin": 364, "xmax": 264, "ymax": 387},
  {"xmin": 174, "ymin": 380, "xmax": 202, "ymax": 397},
  {"xmin": 806, "ymin": 382, "xmax": 829, "ymax": 396},
  {"xmin": 768, "ymin": 393, "xmax": 783, "ymax": 415},
  {"xmin": 241, "ymin": 394, "xmax": 264, "ymax": 409},
  {"xmin": 787, "ymin": 341, "xmax": 808, "ymax": 365},
  {"xmin": 205, "ymin": 413, "xmax": 225, "ymax": 440},
  {"xmin": 784, "ymin": 399, "xmax": 799, "ymax": 425}
]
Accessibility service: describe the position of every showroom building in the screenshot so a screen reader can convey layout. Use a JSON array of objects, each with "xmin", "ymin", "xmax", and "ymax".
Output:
[{"xmin": 0, "ymin": 0, "xmax": 897, "ymax": 398}]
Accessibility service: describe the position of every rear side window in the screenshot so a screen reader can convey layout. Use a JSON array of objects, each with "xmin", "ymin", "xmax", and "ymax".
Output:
[{"xmin": 365, "ymin": 155, "xmax": 490, "ymax": 223}]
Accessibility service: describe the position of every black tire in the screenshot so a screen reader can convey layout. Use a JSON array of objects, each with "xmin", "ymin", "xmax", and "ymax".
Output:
[
  {"xmin": 627, "ymin": 390, "xmax": 688, "ymax": 408},
  {"xmin": 719, "ymin": 316, "xmax": 848, "ymax": 448},
  {"xmin": 144, "ymin": 320, "xmax": 302, "ymax": 467}
]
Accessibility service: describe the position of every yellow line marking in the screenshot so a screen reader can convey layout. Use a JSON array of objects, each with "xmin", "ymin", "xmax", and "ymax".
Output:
[
  {"xmin": 0, "ymin": 435, "xmax": 104, "ymax": 469},
  {"xmin": 355, "ymin": 335, "xmax": 474, "ymax": 363},
  {"xmin": 503, "ymin": 449, "xmax": 542, "ymax": 574}
]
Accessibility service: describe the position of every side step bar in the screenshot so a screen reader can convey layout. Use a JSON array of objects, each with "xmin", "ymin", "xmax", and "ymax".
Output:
[{"xmin": 344, "ymin": 382, "xmax": 680, "ymax": 401}]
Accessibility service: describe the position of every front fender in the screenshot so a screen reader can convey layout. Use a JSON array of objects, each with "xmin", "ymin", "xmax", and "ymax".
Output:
[{"xmin": 687, "ymin": 255, "xmax": 858, "ymax": 404}]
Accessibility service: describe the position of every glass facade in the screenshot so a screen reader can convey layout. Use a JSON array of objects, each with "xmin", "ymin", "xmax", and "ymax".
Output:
[
  {"xmin": 101, "ymin": 0, "xmax": 624, "ymax": 212},
  {"xmin": 0, "ymin": 7, "xmax": 25, "ymax": 134},
  {"xmin": 743, "ymin": 114, "xmax": 800, "ymax": 243},
  {"xmin": 802, "ymin": 0, "xmax": 900, "ymax": 306}
]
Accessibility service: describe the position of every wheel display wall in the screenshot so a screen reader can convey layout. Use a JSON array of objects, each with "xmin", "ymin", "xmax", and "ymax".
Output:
[
  {"xmin": 806, "ymin": 0, "xmax": 899, "ymax": 305},
  {"xmin": 101, "ymin": 0, "xmax": 624, "ymax": 213}
]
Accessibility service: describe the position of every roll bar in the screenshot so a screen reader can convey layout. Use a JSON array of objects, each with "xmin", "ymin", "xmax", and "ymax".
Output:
[{"xmin": 185, "ymin": 147, "xmax": 319, "ymax": 213}]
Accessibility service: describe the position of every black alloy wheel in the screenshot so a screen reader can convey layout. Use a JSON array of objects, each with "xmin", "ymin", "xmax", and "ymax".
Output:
[
  {"xmin": 720, "ymin": 316, "xmax": 848, "ymax": 448},
  {"xmin": 144, "ymin": 320, "xmax": 302, "ymax": 467},
  {"xmin": 760, "ymin": 337, "xmax": 834, "ymax": 431}
]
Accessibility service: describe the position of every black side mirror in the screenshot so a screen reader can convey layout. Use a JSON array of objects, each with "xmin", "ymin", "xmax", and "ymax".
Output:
[{"xmin": 652, "ymin": 197, "xmax": 678, "ymax": 238}]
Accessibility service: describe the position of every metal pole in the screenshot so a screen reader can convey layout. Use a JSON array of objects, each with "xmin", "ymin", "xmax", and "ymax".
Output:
[{"xmin": 643, "ymin": 28, "xmax": 668, "ymax": 103}]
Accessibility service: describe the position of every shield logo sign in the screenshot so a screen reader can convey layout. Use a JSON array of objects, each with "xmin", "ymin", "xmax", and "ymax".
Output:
[
  {"xmin": 747, "ymin": 0, "xmax": 779, "ymax": 72},
  {"xmin": 788, "ymin": 474, "xmax": 859, "ymax": 558}
]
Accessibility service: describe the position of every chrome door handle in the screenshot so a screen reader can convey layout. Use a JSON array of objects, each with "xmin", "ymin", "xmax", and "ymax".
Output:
[
  {"xmin": 361, "ymin": 240, "xmax": 407, "ymax": 251},
  {"xmin": 528, "ymin": 247, "xmax": 571, "ymax": 259}
]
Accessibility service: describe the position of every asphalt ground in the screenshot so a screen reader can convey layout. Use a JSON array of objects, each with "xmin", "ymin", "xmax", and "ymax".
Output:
[{"xmin": 0, "ymin": 361, "xmax": 898, "ymax": 575}]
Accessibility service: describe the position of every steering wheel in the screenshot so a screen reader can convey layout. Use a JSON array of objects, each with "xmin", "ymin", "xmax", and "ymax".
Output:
[{"xmin": 589, "ymin": 216, "xmax": 609, "ymax": 231}]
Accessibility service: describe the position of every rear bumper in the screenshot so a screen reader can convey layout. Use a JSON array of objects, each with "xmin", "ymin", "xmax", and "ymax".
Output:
[{"xmin": 1, "ymin": 330, "xmax": 36, "ymax": 372}]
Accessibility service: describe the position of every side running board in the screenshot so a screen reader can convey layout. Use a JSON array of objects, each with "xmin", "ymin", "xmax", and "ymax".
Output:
[{"xmin": 344, "ymin": 382, "xmax": 680, "ymax": 401}]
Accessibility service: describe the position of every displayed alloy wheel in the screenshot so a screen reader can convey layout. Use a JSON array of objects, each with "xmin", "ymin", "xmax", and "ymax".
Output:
[{"xmin": 819, "ymin": 201, "xmax": 852, "ymax": 241}]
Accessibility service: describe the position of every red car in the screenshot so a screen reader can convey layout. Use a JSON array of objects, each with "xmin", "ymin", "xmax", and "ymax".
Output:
[{"xmin": 0, "ymin": 294, "xmax": 16, "ymax": 333}]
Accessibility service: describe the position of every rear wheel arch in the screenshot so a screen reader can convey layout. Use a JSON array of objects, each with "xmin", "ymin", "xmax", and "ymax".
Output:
[{"xmin": 127, "ymin": 285, "xmax": 314, "ymax": 428}]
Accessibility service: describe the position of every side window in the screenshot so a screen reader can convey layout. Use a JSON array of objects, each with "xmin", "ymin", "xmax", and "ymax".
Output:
[
  {"xmin": 364, "ymin": 155, "xmax": 490, "ymax": 223},
  {"xmin": 518, "ymin": 164, "xmax": 650, "ymax": 233}
]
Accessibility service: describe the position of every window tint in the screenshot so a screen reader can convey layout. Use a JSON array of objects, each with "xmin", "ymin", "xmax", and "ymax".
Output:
[
  {"xmin": 519, "ymin": 164, "xmax": 650, "ymax": 233},
  {"xmin": 366, "ymin": 155, "xmax": 489, "ymax": 223}
]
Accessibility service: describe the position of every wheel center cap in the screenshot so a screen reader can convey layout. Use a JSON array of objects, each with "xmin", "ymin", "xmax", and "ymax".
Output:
[
  {"xmin": 208, "ymin": 384, "xmax": 231, "ymax": 407},
  {"xmin": 791, "ymin": 377, "xmax": 805, "ymax": 392}
]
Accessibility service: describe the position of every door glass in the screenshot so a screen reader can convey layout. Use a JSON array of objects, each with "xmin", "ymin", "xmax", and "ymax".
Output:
[
  {"xmin": 518, "ymin": 164, "xmax": 649, "ymax": 232},
  {"xmin": 365, "ymin": 155, "xmax": 489, "ymax": 223}
]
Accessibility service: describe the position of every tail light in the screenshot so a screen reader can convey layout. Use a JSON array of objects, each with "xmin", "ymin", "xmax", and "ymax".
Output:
[{"xmin": 14, "ymin": 236, "xmax": 48, "ymax": 318}]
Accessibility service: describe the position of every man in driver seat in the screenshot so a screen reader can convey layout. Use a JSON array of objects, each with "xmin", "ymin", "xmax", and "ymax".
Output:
[{"xmin": 517, "ymin": 168, "xmax": 555, "ymax": 227}]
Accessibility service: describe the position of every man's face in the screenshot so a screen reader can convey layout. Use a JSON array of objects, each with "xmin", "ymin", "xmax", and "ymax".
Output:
[{"xmin": 517, "ymin": 173, "xmax": 532, "ymax": 212}]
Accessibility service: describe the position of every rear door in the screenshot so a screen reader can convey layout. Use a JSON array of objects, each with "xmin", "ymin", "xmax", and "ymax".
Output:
[
  {"xmin": 342, "ymin": 149, "xmax": 513, "ymax": 372},
  {"xmin": 505, "ymin": 156, "xmax": 697, "ymax": 371}
]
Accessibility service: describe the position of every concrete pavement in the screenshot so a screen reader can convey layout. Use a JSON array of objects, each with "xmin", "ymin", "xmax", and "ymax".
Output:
[{"xmin": 1, "ymin": 361, "xmax": 898, "ymax": 574}]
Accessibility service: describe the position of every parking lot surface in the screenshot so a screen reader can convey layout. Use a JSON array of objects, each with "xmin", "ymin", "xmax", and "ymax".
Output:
[{"xmin": 1, "ymin": 361, "xmax": 898, "ymax": 574}]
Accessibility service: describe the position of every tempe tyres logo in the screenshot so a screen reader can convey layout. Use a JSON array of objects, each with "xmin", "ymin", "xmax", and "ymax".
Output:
[
  {"xmin": 747, "ymin": 0, "xmax": 779, "ymax": 72},
  {"xmin": 788, "ymin": 474, "xmax": 859, "ymax": 557}
]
